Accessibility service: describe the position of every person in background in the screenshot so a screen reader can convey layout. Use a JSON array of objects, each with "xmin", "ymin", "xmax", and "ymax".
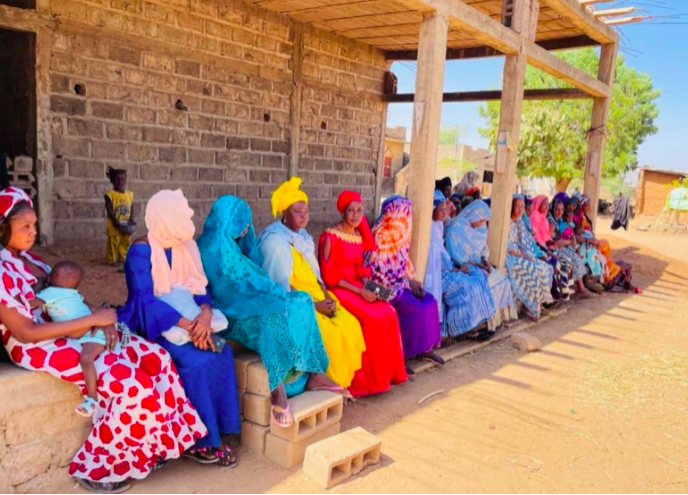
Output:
[
  {"xmin": 454, "ymin": 170, "xmax": 481, "ymax": 196},
  {"xmin": 435, "ymin": 177, "xmax": 456, "ymax": 217},
  {"xmin": 258, "ymin": 178, "xmax": 366, "ymax": 391},
  {"xmin": 104, "ymin": 167, "xmax": 134, "ymax": 271}
]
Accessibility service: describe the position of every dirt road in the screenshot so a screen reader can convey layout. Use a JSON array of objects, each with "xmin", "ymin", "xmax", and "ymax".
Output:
[{"xmin": 39, "ymin": 223, "xmax": 688, "ymax": 494}]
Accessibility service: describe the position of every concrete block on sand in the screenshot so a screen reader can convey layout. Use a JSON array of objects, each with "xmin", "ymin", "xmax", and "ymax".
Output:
[
  {"xmin": 234, "ymin": 352, "xmax": 261, "ymax": 390},
  {"xmin": 240, "ymin": 420, "xmax": 269, "ymax": 455},
  {"xmin": 303, "ymin": 427, "xmax": 382, "ymax": 489},
  {"xmin": 269, "ymin": 390, "xmax": 343, "ymax": 443},
  {"xmin": 265, "ymin": 423, "xmax": 340, "ymax": 470},
  {"xmin": 512, "ymin": 332, "xmax": 541, "ymax": 352}
]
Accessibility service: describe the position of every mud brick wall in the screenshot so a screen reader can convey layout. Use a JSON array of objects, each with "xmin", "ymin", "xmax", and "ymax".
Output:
[{"xmin": 45, "ymin": 0, "xmax": 386, "ymax": 242}]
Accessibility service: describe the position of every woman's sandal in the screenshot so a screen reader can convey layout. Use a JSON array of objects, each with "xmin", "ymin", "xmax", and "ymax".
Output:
[
  {"xmin": 75, "ymin": 397, "xmax": 98, "ymax": 418},
  {"xmin": 151, "ymin": 457, "xmax": 168, "ymax": 473},
  {"xmin": 271, "ymin": 404, "xmax": 293, "ymax": 428},
  {"xmin": 309, "ymin": 385, "xmax": 354, "ymax": 400},
  {"xmin": 422, "ymin": 352, "xmax": 445, "ymax": 367},
  {"xmin": 76, "ymin": 478, "xmax": 132, "ymax": 494},
  {"xmin": 182, "ymin": 447, "xmax": 220, "ymax": 464},
  {"xmin": 216, "ymin": 445, "xmax": 238, "ymax": 468}
]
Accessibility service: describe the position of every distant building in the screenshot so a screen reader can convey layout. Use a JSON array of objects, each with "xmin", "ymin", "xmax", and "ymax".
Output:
[
  {"xmin": 636, "ymin": 167, "xmax": 688, "ymax": 215},
  {"xmin": 381, "ymin": 126, "xmax": 410, "ymax": 197}
]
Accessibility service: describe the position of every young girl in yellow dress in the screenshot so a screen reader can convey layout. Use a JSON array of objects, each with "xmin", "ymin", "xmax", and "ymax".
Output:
[{"xmin": 104, "ymin": 167, "xmax": 135, "ymax": 270}]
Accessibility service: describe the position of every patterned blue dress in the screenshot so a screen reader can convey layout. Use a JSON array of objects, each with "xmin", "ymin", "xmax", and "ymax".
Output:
[
  {"xmin": 197, "ymin": 195, "xmax": 329, "ymax": 395},
  {"xmin": 118, "ymin": 243, "xmax": 241, "ymax": 449}
]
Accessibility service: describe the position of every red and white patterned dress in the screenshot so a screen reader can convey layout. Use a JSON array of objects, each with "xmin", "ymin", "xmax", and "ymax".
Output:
[{"xmin": 0, "ymin": 249, "xmax": 207, "ymax": 483}]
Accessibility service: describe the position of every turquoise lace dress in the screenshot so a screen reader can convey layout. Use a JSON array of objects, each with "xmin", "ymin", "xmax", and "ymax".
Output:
[{"xmin": 197, "ymin": 195, "xmax": 329, "ymax": 394}]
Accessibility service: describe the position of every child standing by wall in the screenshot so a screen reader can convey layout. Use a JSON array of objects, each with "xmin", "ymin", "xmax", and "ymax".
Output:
[{"xmin": 104, "ymin": 167, "xmax": 135, "ymax": 270}]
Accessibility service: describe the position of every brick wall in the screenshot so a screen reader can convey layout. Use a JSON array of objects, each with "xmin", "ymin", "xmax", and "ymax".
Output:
[
  {"xmin": 637, "ymin": 170, "xmax": 685, "ymax": 216},
  {"xmin": 45, "ymin": 0, "xmax": 386, "ymax": 242}
]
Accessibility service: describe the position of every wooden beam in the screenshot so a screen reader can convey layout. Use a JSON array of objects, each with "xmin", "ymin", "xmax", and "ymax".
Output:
[
  {"xmin": 385, "ymin": 87, "xmax": 589, "ymax": 102},
  {"xmin": 289, "ymin": 23, "xmax": 304, "ymax": 178},
  {"xmin": 584, "ymin": 42, "xmax": 617, "ymax": 228},
  {"xmin": 525, "ymin": 42, "xmax": 610, "ymax": 97},
  {"xmin": 579, "ymin": 0, "xmax": 612, "ymax": 5},
  {"xmin": 538, "ymin": 0, "xmax": 618, "ymax": 44},
  {"xmin": 488, "ymin": 0, "xmax": 539, "ymax": 269},
  {"xmin": 0, "ymin": 4, "xmax": 54, "ymax": 32},
  {"xmin": 407, "ymin": 11, "xmax": 448, "ymax": 280},
  {"xmin": 604, "ymin": 15, "xmax": 649, "ymax": 26},
  {"xmin": 374, "ymin": 62, "xmax": 392, "ymax": 214},
  {"xmin": 385, "ymin": 35, "xmax": 599, "ymax": 60},
  {"xmin": 593, "ymin": 7, "xmax": 638, "ymax": 18}
]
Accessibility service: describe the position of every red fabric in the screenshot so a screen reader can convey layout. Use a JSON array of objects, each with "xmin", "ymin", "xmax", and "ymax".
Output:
[
  {"xmin": 335, "ymin": 191, "xmax": 376, "ymax": 251},
  {"xmin": 318, "ymin": 230, "xmax": 407, "ymax": 397}
]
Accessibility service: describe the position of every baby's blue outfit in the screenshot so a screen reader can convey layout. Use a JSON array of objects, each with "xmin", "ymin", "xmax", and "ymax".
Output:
[{"xmin": 37, "ymin": 286, "xmax": 107, "ymax": 346}]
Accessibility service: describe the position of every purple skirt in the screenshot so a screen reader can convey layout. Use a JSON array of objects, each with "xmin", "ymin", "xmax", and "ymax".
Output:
[{"xmin": 392, "ymin": 289, "xmax": 442, "ymax": 358}]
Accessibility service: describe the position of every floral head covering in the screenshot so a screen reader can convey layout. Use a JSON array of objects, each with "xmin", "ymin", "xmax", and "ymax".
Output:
[
  {"xmin": 445, "ymin": 200, "xmax": 491, "ymax": 265},
  {"xmin": 0, "ymin": 187, "xmax": 32, "ymax": 224},
  {"xmin": 270, "ymin": 177, "xmax": 308, "ymax": 218},
  {"xmin": 365, "ymin": 195, "xmax": 415, "ymax": 299}
]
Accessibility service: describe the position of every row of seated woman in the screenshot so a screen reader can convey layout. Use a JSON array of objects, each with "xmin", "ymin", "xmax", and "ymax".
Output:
[{"xmin": 0, "ymin": 180, "xmax": 635, "ymax": 494}]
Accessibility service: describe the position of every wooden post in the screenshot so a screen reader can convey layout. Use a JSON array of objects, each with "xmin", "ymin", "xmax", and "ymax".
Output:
[
  {"xmin": 583, "ymin": 42, "xmax": 617, "ymax": 227},
  {"xmin": 373, "ymin": 75, "xmax": 390, "ymax": 216},
  {"xmin": 487, "ymin": 0, "xmax": 539, "ymax": 268},
  {"xmin": 407, "ymin": 10, "xmax": 448, "ymax": 280},
  {"xmin": 289, "ymin": 23, "xmax": 304, "ymax": 178}
]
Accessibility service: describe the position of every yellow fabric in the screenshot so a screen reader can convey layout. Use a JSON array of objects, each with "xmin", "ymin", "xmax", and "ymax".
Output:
[
  {"xmin": 289, "ymin": 247, "xmax": 366, "ymax": 388},
  {"xmin": 271, "ymin": 177, "xmax": 308, "ymax": 218},
  {"xmin": 106, "ymin": 233, "xmax": 131, "ymax": 264},
  {"xmin": 105, "ymin": 190, "xmax": 133, "ymax": 236}
]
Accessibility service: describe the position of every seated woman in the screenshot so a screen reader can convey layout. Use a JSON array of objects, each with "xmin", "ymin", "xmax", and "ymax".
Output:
[
  {"xmin": 0, "ymin": 188, "xmax": 206, "ymax": 494},
  {"xmin": 566, "ymin": 196, "xmax": 604, "ymax": 290},
  {"xmin": 506, "ymin": 195, "xmax": 555, "ymax": 321},
  {"xmin": 197, "ymin": 195, "xmax": 331, "ymax": 427},
  {"xmin": 257, "ymin": 178, "xmax": 366, "ymax": 390},
  {"xmin": 318, "ymin": 191, "xmax": 408, "ymax": 394},
  {"xmin": 365, "ymin": 196, "xmax": 444, "ymax": 367},
  {"xmin": 425, "ymin": 195, "xmax": 496, "ymax": 340},
  {"xmin": 435, "ymin": 177, "xmax": 457, "ymax": 217},
  {"xmin": 118, "ymin": 189, "xmax": 240, "ymax": 467},
  {"xmin": 548, "ymin": 196, "xmax": 595, "ymax": 297},
  {"xmin": 578, "ymin": 196, "xmax": 637, "ymax": 293},
  {"xmin": 445, "ymin": 200, "xmax": 518, "ymax": 332}
]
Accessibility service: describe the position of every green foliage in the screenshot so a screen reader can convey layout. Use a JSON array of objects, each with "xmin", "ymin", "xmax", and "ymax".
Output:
[
  {"xmin": 667, "ymin": 177, "xmax": 688, "ymax": 188},
  {"xmin": 438, "ymin": 125, "xmax": 466, "ymax": 145},
  {"xmin": 478, "ymin": 48, "xmax": 660, "ymax": 185}
]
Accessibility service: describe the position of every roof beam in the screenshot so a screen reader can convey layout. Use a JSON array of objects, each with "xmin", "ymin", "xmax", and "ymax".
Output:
[
  {"xmin": 0, "ymin": 4, "xmax": 54, "ymax": 32},
  {"xmin": 537, "ymin": 0, "xmax": 618, "ymax": 44},
  {"xmin": 593, "ymin": 7, "xmax": 638, "ymax": 18},
  {"xmin": 604, "ymin": 15, "xmax": 649, "ymax": 26},
  {"xmin": 384, "ymin": 87, "xmax": 590, "ymax": 103},
  {"xmin": 385, "ymin": 35, "xmax": 599, "ymax": 60}
]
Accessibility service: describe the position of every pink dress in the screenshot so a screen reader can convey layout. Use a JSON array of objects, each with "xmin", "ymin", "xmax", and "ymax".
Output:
[{"xmin": 0, "ymin": 249, "xmax": 205, "ymax": 483}]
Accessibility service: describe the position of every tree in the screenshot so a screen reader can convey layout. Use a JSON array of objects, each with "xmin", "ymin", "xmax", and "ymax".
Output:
[
  {"xmin": 478, "ymin": 48, "xmax": 660, "ymax": 192},
  {"xmin": 438, "ymin": 125, "xmax": 466, "ymax": 145}
]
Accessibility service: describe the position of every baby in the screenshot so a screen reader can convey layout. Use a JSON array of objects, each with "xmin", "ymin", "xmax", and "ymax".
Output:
[{"xmin": 36, "ymin": 261, "xmax": 112, "ymax": 418}]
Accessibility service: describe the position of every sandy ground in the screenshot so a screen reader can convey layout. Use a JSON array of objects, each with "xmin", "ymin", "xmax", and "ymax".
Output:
[{"xmin": 36, "ymin": 218, "xmax": 688, "ymax": 494}]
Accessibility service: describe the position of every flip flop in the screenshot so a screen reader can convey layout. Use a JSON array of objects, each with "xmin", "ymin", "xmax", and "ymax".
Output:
[
  {"xmin": 309, "ymin": 385, "xmax": 353, "ymax": 399},
  {"xmin": 75, "ymin": 397, "xmax": 98, "ymax": 418},
  {"xmin": 423, "ymin": 352, "xmax": 445, "ymax": 366},
  {"xmin": 271, "ymin": 404, "xmax": 293, "ymax": 428},
  {"xmin": 182, "ymin": 449, "xmax": 220, "ymax": 465},
  {"xmin": 76, "ymin": 478, "xmax": 132, "ymax": 494}
]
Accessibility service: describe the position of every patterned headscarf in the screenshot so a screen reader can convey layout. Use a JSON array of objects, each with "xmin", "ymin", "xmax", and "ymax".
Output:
[
  {"xmin": 364, "ymin": 195, "xmax": 415, "ymax": 299},
  {"xmin": 0, "ymin": 187, "xmax": 32, "ymax": 224},
  {"xmin": 336, "ymin": 190, "xmax": 376, "ymax": 251},
  {"xmin": 145, "ymin": 190, "xmax": 208, "ymax": 296},
  {"xmin": 197, "ymin": 195, "xmax": 287, "ymax": 319},
  {"xmin": 445, "ymin": 200, "xmax": 492, "ymax": 265},
  {"xmin": 270, "ymin": 177, "xmax": 308, "ymax": 218}
]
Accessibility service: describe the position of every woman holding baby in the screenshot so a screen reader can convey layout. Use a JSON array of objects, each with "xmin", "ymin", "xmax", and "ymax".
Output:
[
  {"xmin": 118, "ymin": 189, "xmax": 241, "ymax": 468},
  {"xmin": 0, "ymin": 188, "xmax": 208, "ymax": 493}
]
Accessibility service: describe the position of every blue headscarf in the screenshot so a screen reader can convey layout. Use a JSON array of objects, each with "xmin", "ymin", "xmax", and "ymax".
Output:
[
  {"xmin": 445, "ymin": 200, "xmax": 492, "ymax": 264},
  {"xmin": 433, "ymin": 190, "xmax": 446, "ymax": 208},
  {"xmin": 197, "ymin": 195, "xmax": 288, "ymax": 319}
]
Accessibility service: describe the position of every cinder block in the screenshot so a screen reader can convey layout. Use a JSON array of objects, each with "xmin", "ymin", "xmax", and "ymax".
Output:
[
  {"xmin": 246, "ymin": 361, "xmax": 270, "ymax": 397},
  {"xmin": 270, "ymin": 391, "xmax": 343, "ymax": 443},
  {"xmin": 238, "ymin": 387, "xmax": 245, "ymax": 416},
  {"xmin": 303, "ymin": 427, "xmax": 382, "ymax": 489},
  {"xmin": 234, "ymin": 352, "xmax": 261, "ymax": 390},
  {"xmin": 512, "ymin": 332, "xmax": 541, "ymax": 352},
  {"xmin": 266, "ymin": 423, "xmax": 340, "ymax": 470},
  {"xmin": 244, "ymin": 393, "xmax": 271, "ymax": 427},
  {"xmin": 240, "ymin": 420, "xmax": 269, "ymax": 455}
]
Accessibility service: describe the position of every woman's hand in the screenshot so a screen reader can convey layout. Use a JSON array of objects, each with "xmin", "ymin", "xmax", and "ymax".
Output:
[
  {"xmin": 99, "ymin": 324, "xmax": 120, "ymax": 352},
  {"xmin": 90, "ymin": 308, "xmax": 117, "ymax": 328},
  {"xmin": 190, "ymin": 307, "xmax": 213, "ymax": 337},
  {"xmin": 315, "ymin": 300, "xmax": 336, "ymax": 317},
  {"xmin": 359, "ymin": 288, "xmax": 378, "ymax": 303},
  {"xmin": 409, "ymin": 279, "xmax": 425, "ymax": 299}
]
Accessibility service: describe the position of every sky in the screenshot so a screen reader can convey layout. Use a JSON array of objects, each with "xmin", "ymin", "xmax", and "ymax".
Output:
[{"xmin": 386, "ymin": 3, "xmax": 688, "ymax": 175}]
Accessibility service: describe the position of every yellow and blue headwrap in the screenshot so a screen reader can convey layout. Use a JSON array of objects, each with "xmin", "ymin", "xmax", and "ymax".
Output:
[{"xmin": 271, "ymin": 177, "xmax": 309, "ymax": 218}]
